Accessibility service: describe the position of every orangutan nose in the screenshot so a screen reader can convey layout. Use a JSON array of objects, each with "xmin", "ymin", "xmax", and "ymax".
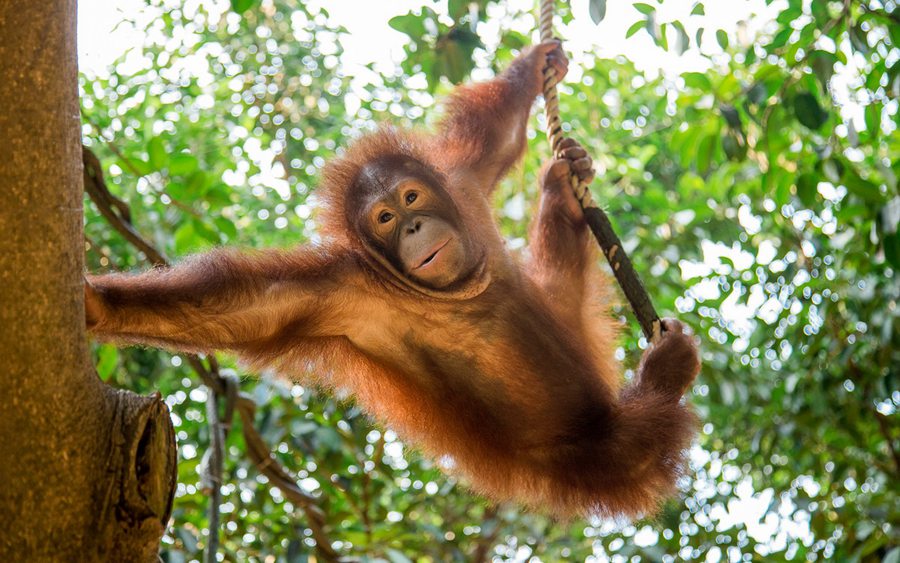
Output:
[{"xmin": 406, "ymin": 217, "xmax": 423, "ymax": 234}]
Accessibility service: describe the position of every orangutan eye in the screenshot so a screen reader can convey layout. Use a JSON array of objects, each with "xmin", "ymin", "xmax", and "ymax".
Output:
[
  {"xmin": 405, "ymin": 192, "xmax": 418, "ymax": 205},
  {"xmin": 378, "ymin": 211, "xmax": 394, "ymax": 224}
]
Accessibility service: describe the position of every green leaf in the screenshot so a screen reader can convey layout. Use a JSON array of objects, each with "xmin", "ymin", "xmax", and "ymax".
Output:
[
  {"xmin": 809, "ymin": 51, "xmax": 837, "ymax": 89},
  {"xmin": 187, "ymin": 170, "xmax": 209, "ymax": 194},
  {"xmin": 720, "ymin": 104, "xmax": 742, "ymax": 130},
  {"xmin": 769, "ymin": 27, "xmax": 793, "ymax": 49},
  {"xmin": 691, "ymin": 2, "xmax": 705, "ymax": 15},
  {"xmin": 633, "ymin": 3, "xmax": 655, "ymax": 15},
  {"xmin": 500, "ymin": 32, "xmax": 527, "ymax": 49},
  {"xmin": 230, "ymin": 0, "xmax": 254, "ymax": 14},
  {"xmin": 864, "ymin": 103, "xmax": 881, "ymax": 139},
  {"xmin": 589, "ymin": 0, "xmax": 607, "ymax": 24},
  {"xmin": 192, "ymin": 218, "xmax": 219, "ymax": 244},
  {"xmin": 147, "ymin": 137, "xmax": 168, "ymax": 170},
  {"xmin": 721, "ymin": 132, "xmax": 741, "ymax": 161},
  {"xmin": 122, "ymin": 157, "xmax": 152, "ymax": 177},
  {"xmin": 697, "ymin": 131, "xmax": 716, "ymax": 174},
  {"xmin": 626, "ymin": 20, "xmax": 645, "ymax": 38},
  {"xmin": 204, "ymin": 184, "xmax": 233, "ymax": 207},
  {"xmin": 675, "ymin": 125, "xmax": 703, "ymax": 166},
  {"xmin": 793, "ymin": 92, "xmax": 828, "ymax": 130},
  {"xmin": 657, "ymin": 23, "xmax": 669, "ymax": 50},
  {"xmin": 891, "ymin": 20, "xmax": 900, "ymax": 49},
  {"xmin": 683, "ymin": 71, "xmax": 712, "ymax": 90},
  {"xmin": 747, "ymin": 83, "xmax": 768, "ymax": 105},
  {"xmin": 843, "ymin": 167, "xmax": 885, "ymax": 204},
  {"xmin": 316, "ymin": 427, "xmax": 343, "ymax": 451},
  {"xmin": 165, "ymin": 182, "xmax": 189, "ymax": 202},
  {"xmin": 810, "ymin": 0, "xmax": 829, "ymax": 25},
  {"xmin": 173, "ymin": 221, "xmax": 196, "ymax": 254},
  {"xmin": 169, "ymin": 153, "xmax": 198, "ymax": 176},
  {"xmin": 448, "ymin": 0, "xmax": 470, "ymax": 20},
  {"xmin": 773, "ymin": 171, "xmax": 791, "ymax": 205},
  {"xmin": 849, "ymin": 25, "xmax": 869, "ymax": 53},
  {"xmin": 435, "ymin": 26, "xmax": 481, "ymax": 83},
  {"xmin": 866, "ymin": 66, "xmax": 883, "ymax": 91},
  {"xmin": 678, "ymin": 172, "xmax": 705, "ymax": 194},
  {"xmin": 95, "ymin": 344, "xmax": 119, "ymax": 380},
  {"xmin": 672, "ymin": 20, "xmax": 689, "ymax": 54},
  {"xmin": 214, "ymin": 216, "xmax": 238, "ymax": 241},
  {"xmin": 764, "ymin": 166, "xmax": 790, "ymax": 204},
  {"xmin": 885, "ymin": 232, "xmax": 900, "ymax": 269},
  {"xmin": 822, "ymin": 158, "xmax": 844, "ymax": 183},
  {"xmin": 716, "ymin": 29, "xmax": 729, "ymax": 50},
  {"xmin": 796, "ymin": 173, "xmax": 818, "ymax": 207},
  {"xmin": 389, "ymin": 13, "xmax": 428, "ymax": 39}
]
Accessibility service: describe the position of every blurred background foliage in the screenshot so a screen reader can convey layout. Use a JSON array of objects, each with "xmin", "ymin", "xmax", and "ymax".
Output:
[{"xmin": 80, "ymin": 0, "xmax": 898, "ymax": 560}]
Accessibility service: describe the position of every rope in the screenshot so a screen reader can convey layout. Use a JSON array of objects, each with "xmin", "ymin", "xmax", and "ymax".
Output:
[{"xmin": 537, "ymin": 0, "xmax": 663, "ymax": 343}]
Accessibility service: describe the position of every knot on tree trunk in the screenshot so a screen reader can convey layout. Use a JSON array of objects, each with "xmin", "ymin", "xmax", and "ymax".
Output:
[{"xmin": 100, "ymin": 389, "xmax": 177, "ymax": 562}]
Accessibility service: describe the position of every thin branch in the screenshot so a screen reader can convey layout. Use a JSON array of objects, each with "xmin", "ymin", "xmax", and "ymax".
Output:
[
  {"xmin": 471, "ymin": 504, "xmax": 500, "ymax": 563},
  {"xmin": 83, "ymin": 116, "xmax": 204, "ymax": 220},
  {"xmin": 201, "ymin": 384, "xmax": 224, "ymax": 563},
  {"xmin": 83, "ymin": 146, "xmax": 168, "ymax": 265},
  {"xmin": 360, "ymin": 470, "xmax": 373, "ymax": 543}
]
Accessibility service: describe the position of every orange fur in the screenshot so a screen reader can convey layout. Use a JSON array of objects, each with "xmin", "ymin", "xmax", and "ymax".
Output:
[{"xmin": 86, "ymin": 42, "xmax": 699, "ymax": 519}]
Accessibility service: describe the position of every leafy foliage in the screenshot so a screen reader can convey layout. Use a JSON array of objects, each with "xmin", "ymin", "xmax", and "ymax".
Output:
[{"xmin": 81, "ymin": 0, "xmax": 898, "ymax": 560}]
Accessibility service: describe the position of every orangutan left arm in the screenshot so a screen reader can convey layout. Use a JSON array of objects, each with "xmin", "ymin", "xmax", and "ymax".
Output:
[
  {"xmin": 527, "ymin": 138, "xmax": 596, "ymax": 318},
  {"xmin": 434, "ymin": 40, "xmax": 568, "ymax": 191},
  {"xmin": 85, "ymin": 247, "xmax": 357, "ymax": 352}
]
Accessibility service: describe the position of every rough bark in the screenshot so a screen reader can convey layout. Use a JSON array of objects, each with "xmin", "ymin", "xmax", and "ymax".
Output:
[{"xmin": 0, "ymin": 1, "xmax": 176, "ymax": 560}]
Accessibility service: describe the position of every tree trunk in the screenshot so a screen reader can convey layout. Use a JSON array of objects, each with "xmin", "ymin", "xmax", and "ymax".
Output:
[{"xmin": 0, "ymin": 1, "xmax": 177, "ymax": 560}]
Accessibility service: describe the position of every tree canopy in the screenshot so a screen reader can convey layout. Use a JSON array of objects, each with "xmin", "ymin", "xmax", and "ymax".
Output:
[{"xmin": 80, "ymin": 0, "xmax": 898, "ymax": 560}]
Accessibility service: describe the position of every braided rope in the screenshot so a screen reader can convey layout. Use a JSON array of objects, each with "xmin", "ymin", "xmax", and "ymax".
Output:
[
  {"xmin": 537, "ymin": 0, "xmax": 662, "ymax": 343},
  {"xmin": 538, "ymin": 0, "xmax": 595, "ymax": 210}
]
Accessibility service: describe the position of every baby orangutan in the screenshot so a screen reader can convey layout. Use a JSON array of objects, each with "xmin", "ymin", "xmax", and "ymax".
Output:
[{"xmin": 86, "ymin": 40, "xmax": 700, "ymax": 518}]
